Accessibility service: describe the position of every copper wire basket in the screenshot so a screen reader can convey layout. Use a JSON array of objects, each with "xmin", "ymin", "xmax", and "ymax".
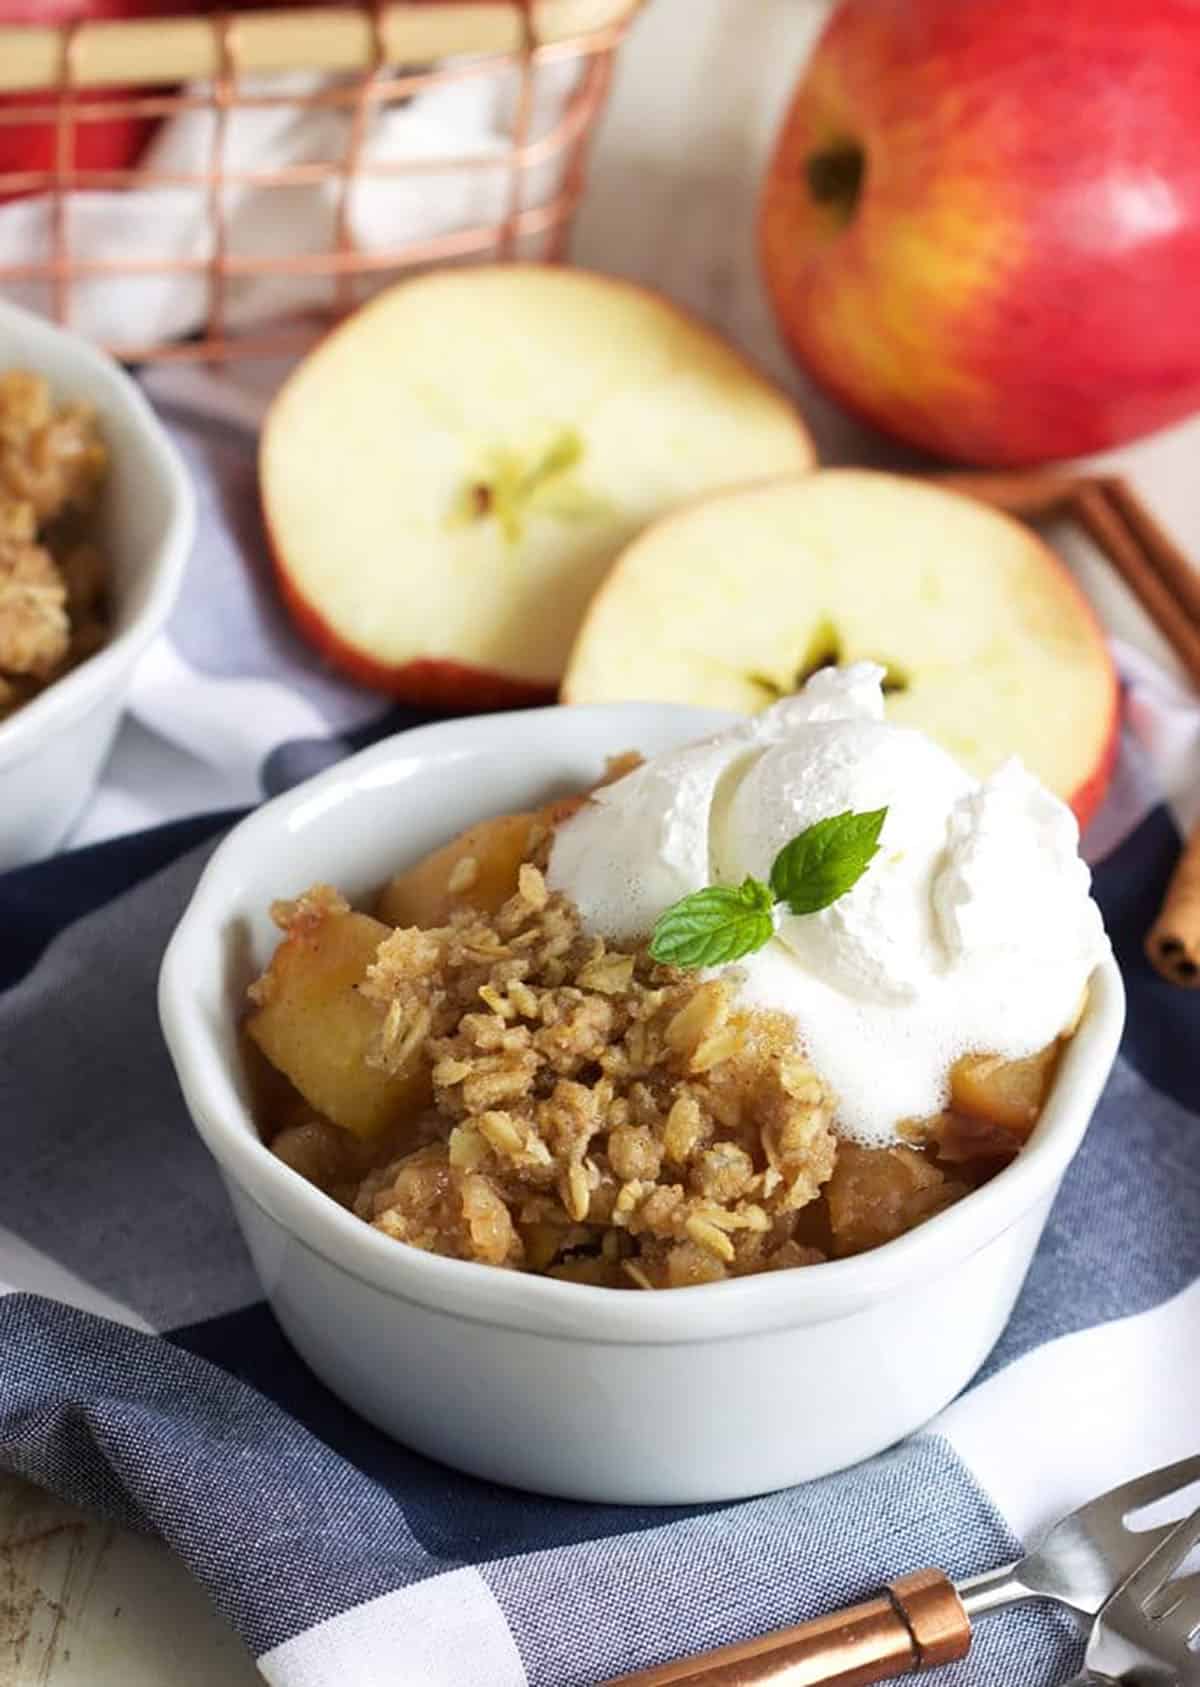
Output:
[{"xmin": 0, "ymin": 0, "xmax": 639, "ymax": 364}]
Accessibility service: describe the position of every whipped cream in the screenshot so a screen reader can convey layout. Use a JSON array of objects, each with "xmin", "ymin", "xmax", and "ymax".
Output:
[{"xmin": 547, "ymin": 664, "xmax": 1109, "ymax": 1144}]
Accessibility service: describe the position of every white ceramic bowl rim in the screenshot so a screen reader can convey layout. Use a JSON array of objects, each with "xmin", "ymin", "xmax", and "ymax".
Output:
[
  {"xmin": 0, "ymin": 299, "xmax": 194, "ymax": 769},
  {"xmin": 159, "ymin": 705, "xmax": 1126, "ymax": 1347}
]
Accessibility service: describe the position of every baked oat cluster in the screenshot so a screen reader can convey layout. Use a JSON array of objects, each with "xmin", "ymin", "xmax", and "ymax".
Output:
[
  {"xmin": 0, "ymin": 371, "xmax": 109, "ymax": 723},
  {"xmin": 251, "ymin": 865, "xmax": 976, "ymax": 1288}
]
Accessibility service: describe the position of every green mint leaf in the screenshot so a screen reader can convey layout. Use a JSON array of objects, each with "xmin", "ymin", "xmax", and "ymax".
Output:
[
  {"xmin": 769, "ymin": 807, "xmax": 888, "ymax": 916},
  {"xmin": 649, "ymin": 877, "xmax": 775, "ymax": 969}
]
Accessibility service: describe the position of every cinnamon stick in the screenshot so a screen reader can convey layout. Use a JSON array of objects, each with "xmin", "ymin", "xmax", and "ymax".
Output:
[
  {"xmin": 1072, "ymin": 484, "xmax": 1200, "ymax": 691},
  {"xmin": 931, "ymin": 470, "xmax": 1078, "ymax": 520},
  {"xmin": 1100, "ymin": 477, "xmax": 1200, "ymax": 631},
  {"xmin": 1146, "ymin": 820, "xmax": 1200, "ymax": 987},
  {"xmin": 931, "ymin": 471, "xmax": 1200, "ymax": 691}
]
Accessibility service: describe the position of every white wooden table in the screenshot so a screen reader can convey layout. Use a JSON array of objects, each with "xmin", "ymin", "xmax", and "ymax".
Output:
[{"xmin": 3, "ymin": 0, "xmax": 1195, "ymax": 1679}]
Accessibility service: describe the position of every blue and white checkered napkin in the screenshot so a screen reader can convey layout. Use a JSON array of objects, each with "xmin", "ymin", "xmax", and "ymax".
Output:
[{"xmin": 1, "ymin": 381, "xmax": 1198, "ymax": 1687}]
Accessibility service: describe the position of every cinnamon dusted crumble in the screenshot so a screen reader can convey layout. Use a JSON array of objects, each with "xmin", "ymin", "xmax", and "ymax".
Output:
[
  {"xmin": 250, "ymin": 866, "xmax": 852, "ymax": 1287},
  {"xmin": 0, "ymin": 540, "xmax": 69, "ymax": 684},
  {"xmin": 271, "ymin": 882, "xmax": 351, "ymax": 934},
  {"xmin": 0, "ymin": 371, "xmax": 110, "ymax": 724},
  {"xmin": 348, "ymin": 866, "xmax": 839, "ymax": 1287}
]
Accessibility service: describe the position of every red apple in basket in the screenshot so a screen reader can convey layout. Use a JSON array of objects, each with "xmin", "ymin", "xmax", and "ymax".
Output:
[
  {"xmin": 760, "ymin": 0, "xmax": 1200, "ymax": 466},
  {"xmin": 0, "ymin": 0, "xmax": 164, "ymax": 201},
  {"xmin": 260, "ymin": 266, "xmax": 817, "ymax": 710}
]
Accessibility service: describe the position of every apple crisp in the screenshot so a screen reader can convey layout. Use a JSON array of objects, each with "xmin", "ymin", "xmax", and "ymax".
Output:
[
  {"xmin": 0, "ymin": 371, "xmax": 109, "ymax": 724},
  {"xmin": 244, "ymin": 802, "xmax": 1050, "ymax": 1287}
]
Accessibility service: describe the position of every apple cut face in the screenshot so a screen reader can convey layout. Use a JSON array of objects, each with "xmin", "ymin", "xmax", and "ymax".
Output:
[
  {"xmin": 562, "ymin": 470, "xmax": 1119, "ymax": 828},
  {"xmin": 260, "ymin": 266, "xmax": 815, "ymax": 707}
]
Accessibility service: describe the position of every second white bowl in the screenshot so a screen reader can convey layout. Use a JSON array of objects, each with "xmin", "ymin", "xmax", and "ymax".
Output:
[{"xmin": 0, "ymin": 300, "xmax": 194, "ymax": 867}]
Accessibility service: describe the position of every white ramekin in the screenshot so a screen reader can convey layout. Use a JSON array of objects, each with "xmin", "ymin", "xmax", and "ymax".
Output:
[
  {"xmin": 159, "ymin": 705, "xmax": 1125, "ymax": 1505},
  {"xmin": 0, "ymin": 300, "xmax": 194, "ymax": 868}
]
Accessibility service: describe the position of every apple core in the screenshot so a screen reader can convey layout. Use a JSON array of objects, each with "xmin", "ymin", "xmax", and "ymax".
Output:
[{"xmin": 749, "ymin": 619, "xmax": 908, "ymax": 706}]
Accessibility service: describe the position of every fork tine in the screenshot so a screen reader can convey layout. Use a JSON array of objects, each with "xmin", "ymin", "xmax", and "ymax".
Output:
[
  {"xmin": 1122, "ymin": 1505, "xmax": 1200, "ymax": 1605},
  {"xmin": 1077, "ymin": 1453, "xmax": 1200, "ymax": 1524},
  {"xmin": 1148, "ymin": 1570, "xmax": 1200, "ymax": 1637}
]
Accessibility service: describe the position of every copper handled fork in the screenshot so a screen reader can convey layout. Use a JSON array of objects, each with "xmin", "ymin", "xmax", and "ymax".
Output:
[
  {"xmin": 1069, "ymin": 1501, "xmax": 1200, "ymax": 1685},
  {"xmin": 606, "ymin": 1453, "xmax": 1200, "ymax": 1686}
]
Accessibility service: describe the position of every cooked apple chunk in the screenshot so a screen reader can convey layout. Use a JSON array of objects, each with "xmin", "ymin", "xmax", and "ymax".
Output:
[
  {"xmin": 246, "ymin": 890, "xmax": 429, "ymax": 1139},
  {"xmin": 376, "ymin": 811, "xmax": 539, "ymax": 929},
  {"xmin": 375, "ymin": 790, "xmax": 593, "ymax": 929},
  {"xmin": 827, "ymin": 1143, "xmax": 968, "ymax": 1258},
  {"xmin": 949, "ymin": 1042, "xmax": 1061, "ymax": 1139}
]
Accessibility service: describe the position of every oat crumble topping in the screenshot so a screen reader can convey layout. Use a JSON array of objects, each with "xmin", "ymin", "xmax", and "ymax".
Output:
[
  {"xmin": 331, "ymin": 865, "xmax": 839, "ymax": 1286},
  {"xmin": 0, "ymin": 371, "xmax": 110, "ymax": 724}
]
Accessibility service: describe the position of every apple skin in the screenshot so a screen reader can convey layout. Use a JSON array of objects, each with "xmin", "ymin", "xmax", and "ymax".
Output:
[
  {"xmin": 271, "ymin": 547, "xmax": 557, "ymax": 714},
  {"xmin": 0, "ymin": 94, "xmax": 153, "ymax": 199},
  {"xmin": 761, "ymin": 0, "xmax": 1200, "ymax": 466},
  {"xmin": 0, "ymin": 0, "xmax": 172, "ymax": 200},
  {"xmin": 1070, "ymin": 702, "xmax": 1119, "ymax": 835},
  {"xmin": 1008, "ymin": 496, "xmax": 1120, "ymax": 833}
]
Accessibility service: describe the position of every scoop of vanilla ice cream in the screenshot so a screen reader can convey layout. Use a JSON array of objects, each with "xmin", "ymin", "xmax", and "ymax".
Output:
[
  {"xmin": 546, "ymin": 725, "xmax": 759, "ymax": 944},
  {"xmin": 547, "ymin": 664, "xmax": 1110, "ymax": 1144},
  {"xmin": 713, "ymin": 714, "xmax": 974, "ymax": 1004},
  {"xmin": 935, "ymin": 757, "xmax": 1101, "ymax": 960}
]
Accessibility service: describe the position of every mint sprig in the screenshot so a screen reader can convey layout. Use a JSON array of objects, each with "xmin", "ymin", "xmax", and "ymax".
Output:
[
  {"xmin": 647, "ymin": 878, "xmax": 775, "ymax": 968},
  {"xmin": 769, "ymin": 807, "xmax": 888, "ymax": 916},
  {"xmin": 648, "ymin": 807, "xmax": 888, "ymax": 971}
]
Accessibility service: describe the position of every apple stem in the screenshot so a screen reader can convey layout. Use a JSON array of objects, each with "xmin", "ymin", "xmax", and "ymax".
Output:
[{"xmin": 805, "ymin": 143, "xmax": 865, "ymax": 224}]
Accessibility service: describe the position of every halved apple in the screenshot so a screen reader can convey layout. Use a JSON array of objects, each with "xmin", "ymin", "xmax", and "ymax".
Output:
[
  {"xmin": 561, "ymin": 470, "xmax": 1119, "ymax": 827},
  {"xmin": 260, "ymin": 265, "xmax": 816, "ymax": 709}
]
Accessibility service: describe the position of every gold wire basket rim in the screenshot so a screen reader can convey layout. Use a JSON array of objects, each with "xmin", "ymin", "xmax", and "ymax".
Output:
[{"xmin": 0, "ymin": 0, "xmax": 643, "ymax": 95}]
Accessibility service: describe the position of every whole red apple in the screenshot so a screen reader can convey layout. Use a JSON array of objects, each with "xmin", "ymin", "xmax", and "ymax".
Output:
[
  {"xmin": 761, "ymin": 0, "xmax": 1200, "ymax": 465},
  {"xmin": 0, "ymin": 0, "xmax": 168, "ymax": 201}
]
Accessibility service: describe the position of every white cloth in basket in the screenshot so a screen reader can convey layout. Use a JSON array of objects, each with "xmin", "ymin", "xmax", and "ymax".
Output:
[{"xmin": 0, "ymin": 59, "xmax": 578, "ymax": 344}]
